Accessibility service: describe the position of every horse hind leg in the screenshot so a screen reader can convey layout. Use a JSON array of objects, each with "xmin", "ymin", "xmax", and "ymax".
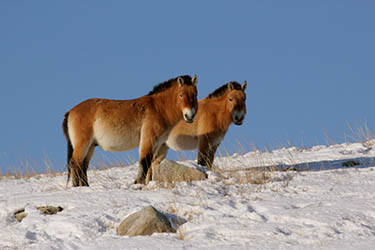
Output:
[
  {"xmin": 81, "ymin": 144, "xmax": 96, "ymax": 186},
  {"xmin": 63, "ymin": 112, "xmax": 73, "ymax": 188},
  {"xmin": 70, "ymin": 142, "xmax": 93, "ymax": 187},
  {"xmin": 65, "ymin": 135, "xmax": 74, "ymax": 189}
]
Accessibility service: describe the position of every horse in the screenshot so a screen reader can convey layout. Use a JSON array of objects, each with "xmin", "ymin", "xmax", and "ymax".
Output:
[
  {"xmin": 62, "ymin": 75, "xmax": 198, "ymax": 187},
  {"xmin": 146, "ymin": 81, "xmax": 246, "ymax": 182}
]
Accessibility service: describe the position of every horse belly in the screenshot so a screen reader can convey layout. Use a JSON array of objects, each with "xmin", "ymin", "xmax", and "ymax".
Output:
[
  {"xmin": 93, "ymin": 121, "xmax": 140, "ymax": 152},
  {"xmin": 166, "ymin": 134, "xmax": 198, "ymax": 151}
]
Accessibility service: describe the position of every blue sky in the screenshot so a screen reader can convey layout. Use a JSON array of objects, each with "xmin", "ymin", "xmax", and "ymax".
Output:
[{"xmin": 1, "ymin": 1, "xmax": 374, "ymax": 174}]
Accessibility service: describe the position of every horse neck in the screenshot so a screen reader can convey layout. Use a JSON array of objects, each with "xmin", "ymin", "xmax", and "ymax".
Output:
[
  {"xmin": 203, "ymin": 95, "xmax": 233, "ymax": 131},
  {"xmin": 152, "ymin": 87, "xmax": 181, "ymax": 126}
]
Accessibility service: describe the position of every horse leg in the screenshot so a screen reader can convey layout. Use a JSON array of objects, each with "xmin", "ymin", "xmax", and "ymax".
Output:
[
  {"xmin": 197, "ymin": 136, "xmax": 217, "ymax": 170},
  {"xmin": 70, "ymin": 159, "xmax": 85, "ymax": 187},
  {"xmin": 135, "ymin": 139, "xmax": 153, "ymax": 184},
  {"xmin": 81, "ymin": 144, "xmax": 96, "ymax": 186},
  {"xmin": 70, "ymin": 142, "xmax": 91, "ymax": 187},
  {"xmin": 207, "ymin": 144, "xmax": 219, "ymax": 170},
  {"xmin": 135, "ymin": 152, "xmax": 152, "ymax": 184},
  {"xmin": 146, "ymin": 143, "xmax": 169, "ymax": 184},
  {"xmin": 197, "ymin": 136, "xmax": 210, "ymax": 167}
]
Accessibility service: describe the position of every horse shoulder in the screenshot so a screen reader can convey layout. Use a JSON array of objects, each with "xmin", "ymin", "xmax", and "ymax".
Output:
[
  {"xmin": 196, "ymin": 100, "xmax": 227, "ymax": 144},
  {"xmin": 197, "ymin": 104, "xmax": 220, "ymax": 133}
]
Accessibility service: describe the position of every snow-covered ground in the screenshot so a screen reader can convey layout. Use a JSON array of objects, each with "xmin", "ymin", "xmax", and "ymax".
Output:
[{"xmin": 1, "ymin": 142, "xmax": 375, "ymax": 250}]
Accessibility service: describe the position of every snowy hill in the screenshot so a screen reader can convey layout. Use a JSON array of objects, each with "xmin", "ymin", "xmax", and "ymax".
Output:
[{"xmin": 1, "ymin": 142, "xmax": 375, "ymax": 250}]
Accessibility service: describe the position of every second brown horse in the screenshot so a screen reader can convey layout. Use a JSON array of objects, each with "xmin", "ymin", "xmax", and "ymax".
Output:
[{"xmin": 146, "ymin": 81, "xmax": 246, "ymax": 182}]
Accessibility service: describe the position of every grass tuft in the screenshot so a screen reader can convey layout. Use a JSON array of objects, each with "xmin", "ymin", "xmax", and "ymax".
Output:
[{"xmin": 345, "ymin": 121, "xmax": 374, "ymax": 145}]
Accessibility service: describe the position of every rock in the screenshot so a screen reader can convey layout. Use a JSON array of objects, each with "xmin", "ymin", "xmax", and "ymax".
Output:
[
  {"xmin": 14, "ymin": 208, "xmax": 27, "ymax": 222},
  {"xmin": 152, "ymin": 160, "xmax": 207, "ymax": 183},
  {"xmin": 37, "ymin": 206, "xmax": 64, "ymax": 215},
  {"xmin": 117, "ymin": 206, "xmax": 175, "ymax": 236}
]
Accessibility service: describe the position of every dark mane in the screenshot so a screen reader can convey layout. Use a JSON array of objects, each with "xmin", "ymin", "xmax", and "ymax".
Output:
[
  {"xmin": 207, "ymin": 81, "xmax": 242, "ymax": 98},
  {"xmin": 148, "ymin": 75, "xmax": 193, "ymax": 95}
]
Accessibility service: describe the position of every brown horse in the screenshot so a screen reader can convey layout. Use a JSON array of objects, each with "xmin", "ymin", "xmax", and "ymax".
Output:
[
  {"xmin": 146, "ymin": 81, "xmax": 246, "ymax": 182},
  {"xmin": 62, "ymin": 75, "xmax": 198, "ymax": 187}
]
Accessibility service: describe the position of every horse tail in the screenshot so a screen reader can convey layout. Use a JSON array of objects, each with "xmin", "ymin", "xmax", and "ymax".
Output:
[{"xmin": 62, "ymin": 112, "xmax": 73, "ymax": 188}]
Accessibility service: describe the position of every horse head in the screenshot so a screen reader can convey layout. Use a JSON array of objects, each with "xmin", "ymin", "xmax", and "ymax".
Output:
[
  {"xmin": 176, "ymin": 75, "xmax": 198, "ymax": 123},
  {"xmin": 227, "ymin": 81, "xmax": 247, "ymax": 125}
]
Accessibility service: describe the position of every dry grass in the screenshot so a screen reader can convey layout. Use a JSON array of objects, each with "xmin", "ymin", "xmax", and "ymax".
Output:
[
  {"xmin": 0, "ymin": 154, "xmax": 63, "ymax": 180},
  {"xmin": 209, "ymin": 139, "xmax": 303, "ymax": 194},
  {"xmin": 144, "ymin": 181, "xmax": 177, "ymax": 190},
  {"xmin": 92, "ymin": 152, "xmax": 136, "ymax": 171},
  {"xmin": 69, "ymin": 152, "xmax": 136, "ymax": 188},
  {"xmin": 3, "ymin": 122, "xmax": 374, "ymax": 184},
  {"xmin": 0, "ymin": 150, "xmax": 139, "ymax": 181},
  {"xmin": 345, "ymin": 121, "xmax": 375, "ymax": 146},
  {"xmin": 215, "ymin": 167, "xmax": 273, "ymax": 185},
  {"xmin": 176, "ymin": 228, "xmax": 185, "ymax": 240}
]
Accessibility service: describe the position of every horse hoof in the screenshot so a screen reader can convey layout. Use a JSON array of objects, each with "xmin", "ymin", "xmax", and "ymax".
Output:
[{"xmin": 134, "ymin": 179, "xmax": 145, "ymax": 185}]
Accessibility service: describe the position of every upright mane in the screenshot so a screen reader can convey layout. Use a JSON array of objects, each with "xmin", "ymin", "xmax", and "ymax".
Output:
[
  {"xmin": 148, "ymin": 75, "xmax": 193, "ymax": 95},
  {"xmin": 207, "ymin": 81, "xmax": 242, "ymax": 99}
]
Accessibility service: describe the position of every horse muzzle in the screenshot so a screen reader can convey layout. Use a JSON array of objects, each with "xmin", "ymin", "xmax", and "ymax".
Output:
[
  {"xmin": 233, "ymin": 118, "xmax": 244, "ymax": 125},
  {"xmin": 233, "ymin": 110, "xmax": 245, "ymax": 125},
  {"xmin": 183, "ymin": 108, "xmax": 196, "ymax": 123}
]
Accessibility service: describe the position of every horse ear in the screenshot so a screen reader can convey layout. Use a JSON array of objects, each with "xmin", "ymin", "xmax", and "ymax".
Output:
[
  {"xmin": 227, "ymin": 82, "xmax": 234, "ymax": 91},
  {"xmin": 192, "ymin": 74, "xmax": 198, "ymax": 86},
  {"xmin": 177, "ymin": 77, "xmax": 184, "ymax": 86},
  {"xmin": 241, "ymin": 81, "xmax": 247, "ymax": 91}
]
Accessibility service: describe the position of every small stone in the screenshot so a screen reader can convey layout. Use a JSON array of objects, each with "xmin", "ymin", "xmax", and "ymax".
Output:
[{"xmin": 117, "ymin": 206, "xmax": 175, "ymax": 236}]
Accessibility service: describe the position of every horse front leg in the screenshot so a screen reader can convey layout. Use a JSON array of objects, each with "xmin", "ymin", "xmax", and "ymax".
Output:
[
  {"xmin": 145, "ymin": 143, "xmax": 169, "ymax": 184},
  {"xmin": 207, "ymin": 144, "xmax": 219, "ymax": 170},
  {"xmin": 135, "ymin": 142, "xmax": 153, "ymax": 184},
  {"xmin": 197, "ymin": 136, "xmax": 210, "ymax": 168},
  {"xmin": 197, "ymin": 136, "xmax": 218, "ymax": 170}
]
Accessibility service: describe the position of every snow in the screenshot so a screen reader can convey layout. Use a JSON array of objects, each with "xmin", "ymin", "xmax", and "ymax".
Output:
[{"xmin": 1, "ymin": 142, "xmax": 375, "ymax": 249}]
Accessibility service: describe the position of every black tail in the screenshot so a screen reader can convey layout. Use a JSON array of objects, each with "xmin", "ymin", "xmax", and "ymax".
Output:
[{"xmin": 62, "ymin": 112, "xmax": 73, "ymax": 188}]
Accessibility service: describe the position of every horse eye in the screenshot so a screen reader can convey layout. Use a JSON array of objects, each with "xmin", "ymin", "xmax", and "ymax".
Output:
[
  {"xmin": 229, "ymin": 98, "xmax": 233, "ymax": 102},
  {"xmin": 179, "ymin": 94, "xmax": 183, "ymax": 99}
]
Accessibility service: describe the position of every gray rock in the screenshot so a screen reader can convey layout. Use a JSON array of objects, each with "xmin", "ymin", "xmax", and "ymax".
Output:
[
  {"xmin": 117, "ymin": 206, "xmax": 175, "ymax": 236},
  {"xmin": 152, "ymin": 160, "xmax": 207, "ymax": 183}
]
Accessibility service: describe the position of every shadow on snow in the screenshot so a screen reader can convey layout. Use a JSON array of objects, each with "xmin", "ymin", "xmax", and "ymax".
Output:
[{"xmin": 245, "ymin": 157, "xmax": 375, "ymax": 172}]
